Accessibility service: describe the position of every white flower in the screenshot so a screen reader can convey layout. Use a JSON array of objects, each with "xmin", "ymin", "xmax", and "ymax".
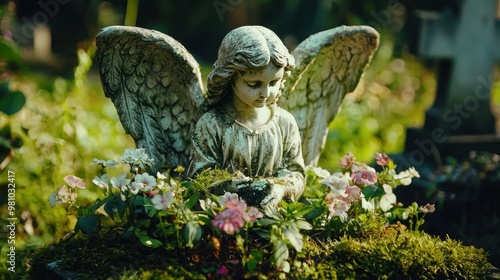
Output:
[
  {"xmin": 110, "ymin": 173, "xmax": 131, "ymax": 191},
  {"xmin": 379, "ymin": 184, "xmax": 397, "ymax": 212},
  {"xmin": 92, "ymin": 174, "xmax": 110, "ymax": 190},
  {"xmin": 129, "ymin": 182, "xmax": 140, "ymax": 195},
  {"xmin": 327, "ymin": 198, "xmax": 349, "ymax": 222},
  {"xmin": 309, "ymin": 166, "xmax": 330, "ymax": 178},
  {"xmin": 156, "ymin": 172, "xmax": 167, "ymax": 180},
  {"xmin": 361, "ymin": 197, "xmax": 374, "ymax": 211},
  {"xmin": 120, "ymin": 148, "xmax": 154, "ymax": 169},
  {"xmin": 394, "ymin": 167, "xmax": 420, "ymax": 185},
  {"xmin": 320, "ymin": 173, "xmax": 349, "ymax": 198},
  {"xmin": 394, "ymin": 170, "xmax": 412, "ymax": 186},
  {"xmin": 408, "ymin": 167, "xmax": 420, "ymax": 178},
  {"xmin": 399, "ymin": 177, "xmax": 412, "ymax": 186},
  {"xmin": 151, "ymin": 192, "xmax": 174, "ymax": 210},
  {"xmin": 132, "ymin": 173, "xmax": 157, "ymax": 193}
]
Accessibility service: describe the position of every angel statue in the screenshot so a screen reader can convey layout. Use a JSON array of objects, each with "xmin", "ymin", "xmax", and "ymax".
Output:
[{"xmin": 95, "ymin": 24, "xmax": 379, "ymax": 208}]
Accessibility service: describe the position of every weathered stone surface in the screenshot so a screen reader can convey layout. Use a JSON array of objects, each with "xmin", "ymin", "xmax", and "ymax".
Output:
[{"xmin": 96, "ymin": 25, "xmax": 379, "ymax": 207}]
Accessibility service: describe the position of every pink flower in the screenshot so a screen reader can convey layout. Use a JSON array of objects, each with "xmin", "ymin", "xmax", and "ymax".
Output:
[
  {"xmin": 49, "ymin": 185, "xmax": 77, "ymax": 207},
  {"xmin": 324, "ymin": 192, "xmax": 337, "ymax": 205},
  {"xmin": 245, "ymin": 206, "xmax": 263, "ymax": 222},
  {"xmin": 217, "ymin": 266, "xmax": 229, "ymax": 275},
  {"xmin": 151, "ymin": 192, "xmax": 174, "ymax": 210},
  {"xmin": 218, "ymin": 192, "xmax": 247, "ymax": 213},
  {"xmin": 351, "ymin": 170, "xmax": 378, "ymax": 186},
  {"xmin": 328, "ymin": 198, "xmax": 350, "ymax": 221},
  {"xmin": 64, "ymin": 175, "xmax": 86, "ymax": 189},
  {"xmin": 420, "ymin": 203, "xmax": 436, "ymax": 214},
  {"xmin": 339, "ymin": 152, "xmax": 356, "ymax": 169},
  {"xmin": 343, "ymin": 185, "xmax": 363, "ymax": 203},
  {"xmin": 375, "ymin": 152, "xmax": 391, "ymax": 166},
  {"xmin": 147, "ymin": 190, "xmax": 160, "ymax": 197},
  {"xmin": 212, "ymin": 208, "xmax": 245, "ymax": 234}
]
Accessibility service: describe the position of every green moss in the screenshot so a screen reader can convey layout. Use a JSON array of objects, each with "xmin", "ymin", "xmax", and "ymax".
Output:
[
  {"xmin": 315, "ymin": 231, "xmax": 490, "ymax": 280},
  {"xmin": 29, "ymin": 230, "xmax": 490, "ymax": 280}
]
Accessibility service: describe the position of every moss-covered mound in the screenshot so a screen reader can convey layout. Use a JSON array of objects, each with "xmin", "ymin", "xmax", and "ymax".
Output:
[{"xmin": 29, "ymin": 230, "xmax": 491, "ymax": 280}]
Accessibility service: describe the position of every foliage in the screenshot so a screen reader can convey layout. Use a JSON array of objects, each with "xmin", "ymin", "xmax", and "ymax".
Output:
[
  {"xmin": 0, "ymin": 37, "xmax": 25, "ymax": 169},
  {"xmin": 27, "ymin": 215, "xmax": 490, "ymax": 279},
  {"xmin": 39, "ymin": 147, "xmax": 486, "ymax": 278},
  {"xmin": 0, "ymin": 47, "xmax": 135, "ymax": 273}
]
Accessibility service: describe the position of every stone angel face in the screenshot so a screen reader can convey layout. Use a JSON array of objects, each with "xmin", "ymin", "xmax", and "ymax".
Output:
[{"xmin": 95, "ymin": 25, "xmax": 379, "ymax": 207}]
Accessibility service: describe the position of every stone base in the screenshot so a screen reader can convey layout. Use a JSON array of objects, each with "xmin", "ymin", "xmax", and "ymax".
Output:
[
  {"xmin": 46, "ymin": 261, "xmax": 79, "ymax": 280},
  {"xmin": 45, "ymin": 259, "xmax": 500, "ymax": 279}
]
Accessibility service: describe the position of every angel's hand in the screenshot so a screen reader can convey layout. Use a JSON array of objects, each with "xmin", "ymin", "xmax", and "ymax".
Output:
[
  {"xmin": 259, "ymin": 183, "xmax": 285, "ymax": 208},
  {"xmin": 231, "ymin": 171, "xmax": 252, "ymax": 189}
]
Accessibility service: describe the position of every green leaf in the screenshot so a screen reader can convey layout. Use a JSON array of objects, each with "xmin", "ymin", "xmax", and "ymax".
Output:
[
  {"xmin": 295, "ymin": 220, "xmax": 313, "ymax": 231},
  {"xmin": 122, "ymin": 227, "xmax": 135, "ymax": 239},
  {"xmin": 181, "ymin": 181, "xmax": 195, "ymax": 188},
  {"xmin": 303, "ymin": 207, "xmax": 325, "ymax": 220},
  {"xmin": 185, "ymin": 192, "xmax": 200, "ymax": 209},
  {"xmin": 104, "ymin": 201, "xmax": 115, "ymax": 219},
  {"xmin": 103, "ymin": 194, "xmax": 128, "ymax": 219},
  {"xmin": 257, "ymin": 218, "xmax": 278, "ymax": 226},
  {"xmin": 90, "ymin": 198, "xmax": 108, "ymax": 213},
  {"xmin": 76, "ymin": 214, "xmax": 99, "ymax": 235},
  {"xmin": 284, "ymin": 228, "xmax": 304, "ymax": 252},
  {"xmin": 362, "ymin": 183, "xmax": 386, "ymax": 200},
  {"xmin": 265, "ymin": 206, "xmax": 283, "ymax": 221},
  {"xmin": 255, "ymin": 229, "xmax": 270, "ymax": 239},
  {"xmin": 133, "ymin": 196, "xmax": 145, "ymax": 206},
  {"xmin": 144, "ymin": 204, "xmax": 157, "ymax": 217},
  {"xmin": 273, "ymin": 240, "xmax": 289, "ymax": 268},
  {"xmin": 0, "ymin": 39, "xmax": 21, "ymax": 63},
  {"xmin": 247, "ymin": 249, "xmax": 263, "ymax": 272},
  {"xmin": 136, "ymin": 231, "xmax": 162, "ymax": 248},
  {"xmin": 0, "ymin": 83, "xmax": 25, "ymax": 115},
  {"xmin": 184, "ymin": 221, "xmax": 202, "ymax": 247}
]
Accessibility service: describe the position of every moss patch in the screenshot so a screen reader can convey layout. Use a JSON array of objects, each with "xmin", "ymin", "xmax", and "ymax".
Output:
[{"xmin": 29, "ymin": 230, "xmax": 490, "ymax": 280}]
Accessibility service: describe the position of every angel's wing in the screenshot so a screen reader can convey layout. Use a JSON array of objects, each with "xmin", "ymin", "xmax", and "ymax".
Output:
[
  {"xmin": 279, "ymin": 25, "xmax": 379, "ymax": 166},
  {"xmin": 96, "ymin": 26, "xmax": 205, "ymax": 173}
]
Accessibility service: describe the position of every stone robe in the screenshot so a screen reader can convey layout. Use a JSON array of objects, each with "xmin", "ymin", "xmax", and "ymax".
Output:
[{"xmin": 188, "ymin": 105, "xmax": 305, "ymax": 205}]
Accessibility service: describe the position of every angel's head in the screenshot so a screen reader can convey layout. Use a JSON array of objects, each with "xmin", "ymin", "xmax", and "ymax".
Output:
[{"xmin": 207, "ymin": 25, "xmax": 295, "ymax": 107}]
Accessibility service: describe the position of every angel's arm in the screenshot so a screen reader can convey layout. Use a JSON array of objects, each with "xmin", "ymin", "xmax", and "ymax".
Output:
[{"xmin": 259, "ymin": 109, "xmax": 306, "ymax": 207}]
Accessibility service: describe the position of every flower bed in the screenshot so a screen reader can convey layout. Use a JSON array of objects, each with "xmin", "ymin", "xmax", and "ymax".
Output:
[{"xmin": 36, "ymin": 149, "xmax": 492, "ymax": 279}]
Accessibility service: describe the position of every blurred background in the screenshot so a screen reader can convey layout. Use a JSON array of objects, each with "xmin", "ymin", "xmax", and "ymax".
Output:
[{"xmin": 1, "ymin": 0, "xmax": 499, "ymax": 273}]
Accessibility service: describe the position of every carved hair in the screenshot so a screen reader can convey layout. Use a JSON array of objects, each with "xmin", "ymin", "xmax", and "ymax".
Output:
[{"xmin": 206, "ymin": 25, "xmax": 295, "ymax": 106}]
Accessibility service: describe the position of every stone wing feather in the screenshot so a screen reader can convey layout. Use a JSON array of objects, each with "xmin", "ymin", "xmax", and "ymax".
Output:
[
  {"xmin": 279, "ymin": 25, "xmax": 379, "ymax": 166},
  {"xmin": 96, "ymin": 26, "xmax": 205, "ymax": 173}
]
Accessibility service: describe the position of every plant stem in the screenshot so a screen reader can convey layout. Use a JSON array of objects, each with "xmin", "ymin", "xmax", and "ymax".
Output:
[{"xmin": 124, "ymin": 0, "xmax": 139, "ymax": 26}]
